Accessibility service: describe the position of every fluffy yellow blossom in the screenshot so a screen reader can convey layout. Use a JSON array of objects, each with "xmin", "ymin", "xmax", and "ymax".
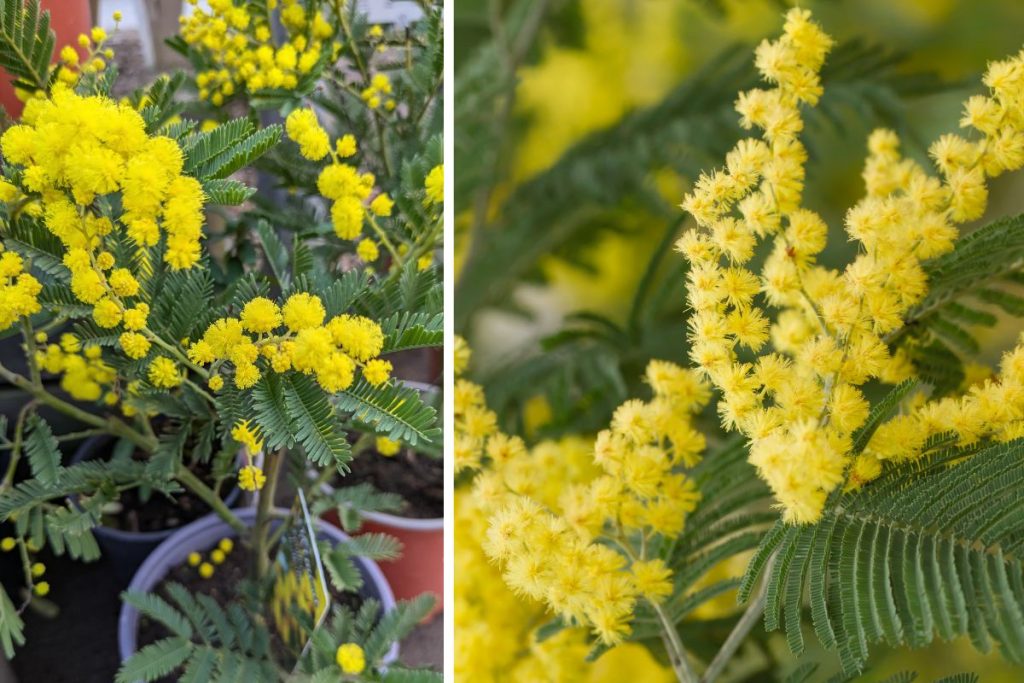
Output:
[
  {"xmin": 356, "ymin": 239, "xmax": 379, "ymax": 263},
  {"xmin": 369, "ymin": 193, "xmax": 393, "ymax": 217},
  {"xmin": 376, "ymin": 436, "xmax": 401, "ymax": 456},
  {"xmin": 336, "ymin": 134, "xmax": 357, "ymax": 157},
  {"xmin": 37, "ymin": 339, "xmax": 116, "ymax": 401},
  {"xmin": 0, "ymin": 248, "xmax": 42, "ymax": 332},
  {"xmin": 424, "ymin": 164, "xmax": 443, "ymax": 206},
  {"xmin": 363, "ymin": 358, "xmax": 391, "ymax": 386},
  {"xmin": 335, "ymin": 643, "xmax": 366, "ymax": 674},
  {"xmin": 285, "ymin": 108, "xmax": 330, "ymax": 161},
  {"xmin": 181, "ymin": 0, "xmax": 326, "ymax": 104},
  {"xmin": 678, "ymin": 9, "xmax": 1024, "ymax": 523},
  {"xmin": 148, "ymin": 357, "xmax": 182, "ymax": 388}
]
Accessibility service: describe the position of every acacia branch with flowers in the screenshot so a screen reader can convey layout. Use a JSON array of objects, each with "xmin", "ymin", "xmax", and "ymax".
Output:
[
  {"xmin": 0, "ymin": 1, "xmax": 443, "ymax": 679},
  {"xmin": 456, "ymin": 7, "xmax": 1024, "ymax": 682}
]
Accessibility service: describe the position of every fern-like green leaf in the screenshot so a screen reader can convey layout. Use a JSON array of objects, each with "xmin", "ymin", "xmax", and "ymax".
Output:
[
  {"xmin": 336, "ymin": 378, "xmax": 441, "ymax": 446},
  {"xmin": 122, "ymin": 591, "xmax": 193, "ymax": 641},
  {"xmin": 380, "ymin": 311, "xmax": 444, "ymax": 354},
  {"xmin": 0, "ymin": 584, "xmax": 25, "ymax": 659},
  {"xmin": 742, "ymin": 439, "xmax": 1024, "ymax": 675},
  {"xmin": 284, "ymin": 374, "xmax": 351, "ymax": 470},
  {"xmin": 0, "ymin": 0, "xmax": 54, "ymax": 94},
  {"xmin": 202, "ymin": 178, "xmax": 256, "ymax": 206},
  {"xmin": 115, "ymin": 637, "xmax": 192, "ymax": 683},
  {"xmin": 23, "ymin": 414, "xmax": 60, "ymax": 486}
]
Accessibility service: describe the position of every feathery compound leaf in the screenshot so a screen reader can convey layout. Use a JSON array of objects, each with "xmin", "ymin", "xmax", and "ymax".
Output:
[
  {"xmin": 202, "ymin": 178, "xmax": 256, "ymax": 206},
  {"xmin": 115, "ymin": 637, "xmax": 192, "ymax": 683},
  {"xmin": 336, "ymin": 378, "xmax": 441, "ymax": 446},
  {"xmin": 252, "ymin": 374, "xmax": 296, "ymax": 451},
  {"xmin": 284, "ymin": 374, "xmax": 351, "ymax": 471},
  {"xmin": 0, "ymin": 0, "xmax": 53, "ymax": 93},
  {"xmin": 334, "ymin": 532, "xmax": 403, "ymax": 561},
  {"xmin": 0, "ymin": 584, "xmax": 25, "ymax": 659},
  {"xmin": 256, "ymin": 219, "xmax": 291, "ymax": 288},
  {"xmin": 745, "ymin": 439, "xmax": 1024, "ymax": 675},
  {"xmin": 381, "ymin": 668, "xmax": 445, "ymax": 683},
  {"xmin": 23, "ymin": 414, "xmax": 60, "ymax": 486},
  {"xmin": 122, "ymin": 591, "xmax": 193, "ymax": 640},
  {"xmin": 380, "ymin": 312, "xmax": 444, "ymax": 354},
  {"xmin": 198, "ymin": 123, "xmax": 282, "ymax": 180},
  {"xmin": 182, "ymin": 118, "xmax": 254, "ymax": 173},
  {"xmin": 364, "ymin": 595, "xmax": 436, "ymax": 663}
]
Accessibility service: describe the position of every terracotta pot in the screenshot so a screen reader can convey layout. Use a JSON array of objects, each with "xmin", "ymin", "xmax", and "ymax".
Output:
[
  {"xmin": 360, "ymin": 511, "xmax": 443, "ymax": 620},
  {"xmin": 0, "ymin": 0, "xmax": 92, "ymax": 118}
]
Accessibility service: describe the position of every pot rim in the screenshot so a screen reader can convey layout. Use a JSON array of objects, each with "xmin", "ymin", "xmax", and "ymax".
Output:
[{"xmin": 117, "ymin": 506, "xmax": 399, "ymax": 668}]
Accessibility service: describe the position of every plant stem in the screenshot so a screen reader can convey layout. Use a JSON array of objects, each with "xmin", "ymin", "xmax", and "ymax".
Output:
[
  {"xmin": 0, "ymin": 360, "xmax": 155, "ymax": 452},
  {"xmin": 252, "ymin": 449, "xmax": 285, "ymax": 578},
  {"xmin": 21, "ymin": 320, "xmax": 41, "ymax": 387},
  {"xmin": 2, "ymin": 402, "xmax": 35, "ymax": 488},
  {"xmin": 700, "ymin": 591, "xmax": 766, "ymax": 682},
  {"xmin": 366, "ymin": 214, "xmax": 402, "ymax": 265},
  {"xmin": 701, "ymin": 556, "xmax": 774, "ymax": 683},
  {"xmin": 652, "ymin": 599, "xmax": 700, "ymax": 683},
  {"xmin": 176, "ymin": 464, "xmax": 246, "ymax": 536}
]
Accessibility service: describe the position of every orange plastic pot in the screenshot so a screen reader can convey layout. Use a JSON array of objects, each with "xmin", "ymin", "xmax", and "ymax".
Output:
[
  {"xmin": 324, "ymin": 508, "xmax": 444, "ymax": 621},
  {"xmin": 0, "ymin": 0, "xmax": 92, "ymax": 118}
]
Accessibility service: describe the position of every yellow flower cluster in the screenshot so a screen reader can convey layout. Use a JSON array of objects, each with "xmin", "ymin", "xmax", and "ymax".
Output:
[
  {"xmin": 678, "ymin": 9, "xmax": 1024, "ymax": 523},
  {"xmin": 457, "ymin": 347, "xmax": 707, "ymax": 645},
  {"xmin": 424, "ymin": 164, "xmax": 443, "ymax": 207},
  {"xmin": 360, "ymin": 73, "xmax": 394, "ymax": 111},
  {"xmin": 36, "ymin": 334, "xmax": 116, "ymax": 402},
  {"xmin": 284, "ymin": 108, "xmax": 393, "ymax": 242},
  {"xmin": 1, "ymin": 85, "xmax": 206, "ymax": 272},
  {"xmin": 0, "ymin": 245, "xmax": 42, "ymax": 332},
  {"xmin": 231, "ymin": 420, "xmax": 267, "ymax": 491},
  {"xmin": 188, "ymin": 293, "xmax": 390, "ymax": 393},
  {"xmin": 187, "ymin": 537, "xmax": 233, "ymax": 579},
  {"xmin": 56, "ymin": 21, "xmax": 118, "ymax": 86},
  {"xmin": 180, "ymin": 0, "xmax": 331, "ymax": 105}
]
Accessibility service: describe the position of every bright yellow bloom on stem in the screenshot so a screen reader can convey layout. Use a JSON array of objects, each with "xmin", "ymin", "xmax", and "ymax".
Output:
[
  {"xmin": 0, "ymin": 247, "xmax": 42, "ymax": 332},
  {"xmin": 424, "ymin": 164, "xmax": 443, "ymax": 206},
  {"xmin": 376, "ymin": 436, "xmax": 401, "ymax": 456},
  {"xmin": 678, "ymin": 9, "xmax": 1024, "ymax": 523},
  {"xmin": 335, "ymin": 642, "xmax": 366, "ymax": 674},
  {"xmin": 356, "ymin": 238, "xmax": 379, "ymax": 263},
  {"xmin": 460, "ymin": 341, "xmax": 707, "ymax": 646},
  {"xmin": 232, "ymin": 420, "xmax": 264, "ymax": 453},
  {"xmin": 285, "ymin": 108, "xmax": 330, "ymax": 161},
  {"xmin": 148, "ymin": 357, "xmax": 182, "ymax": 388}
]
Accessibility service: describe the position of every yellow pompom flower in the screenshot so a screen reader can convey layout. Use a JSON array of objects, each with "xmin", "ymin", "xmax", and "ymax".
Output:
[
  {"xmin": 33, "ymin": 582, "xmax": 50, "ymax": 597},
  {"xmin": 335, "ymin": 643, "xmax": 366, "ymax": 674},
  {"xmin": 424, "ymin": 164, "xmax": 443, "ymax": 206},
  {"xmin": 240, "ymin": 297, "xmax": 282, "ymax": 333},
  {"xmin": 282, "ymin": 292, "xmax": 326, "ymax": 332},
  {"xmin": 199, "ymin": 562, "xmax": 214, "ymax": 579},
  {"xmin": 148, "ymin": 357, "xmax": 182, "ymax": 388},
  {"xmin": 187, "ymin": 552, "xmax": 201, "ymax": 567},
  {"xmin": 232, "ymin": 420, "xmax": 264, "ymax": 453},
  {"xmin": 363, "ymin": 358, "xmax": 391, "ymax": 386},
  {"xmin": 376, "ymin": 437, "xmax": 401, "ymax": 456},
  {"xmin": 356, "ymin": 239, "xmax": 379, "ymax": 263},
  {"xmin": 369, "ymin": 193, "xmax": 393, "ymax": 217},
  {"xmin": 238, "ymin": 465, "xmax": 266, "ymax": 492},
  {"xmin": 208, "ymin": 374, "xmax": 224, "ymax": 391},
  {"xmin": 285, "ymin": 108, "xmax": 330, "ymax": 161},
  {"xmin": 336, "ymin": 134, "xmax": 357, "ymax": 158},
  {"xmin": 119, "ymin": 332, "xmax": 151, "ymax": 359}
]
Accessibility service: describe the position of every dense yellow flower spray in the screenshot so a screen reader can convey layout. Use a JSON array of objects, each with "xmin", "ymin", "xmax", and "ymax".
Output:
[
  {"xmin": 188, "ymin": 292, "xmax": 390, "ymax": 393},
  {"xmin": 679, "ymin": 8, "xmax": 1024, "ymax": 523},
  {"xmin": 456, "ymin": 338, "xmax": 708, "ymax": 650},
  {"xmin": 180, "ymin": 0, "xmax": 332, "ymax": 105}
]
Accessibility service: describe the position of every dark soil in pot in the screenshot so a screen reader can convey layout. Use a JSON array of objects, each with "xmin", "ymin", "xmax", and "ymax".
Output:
[
  {"xmin": 137, "ymin": 542, "xmax": 365, "ymax": 683},
  {"xmin": 339, "ymin": 449, "xmax": 443, "ymax": 519}
]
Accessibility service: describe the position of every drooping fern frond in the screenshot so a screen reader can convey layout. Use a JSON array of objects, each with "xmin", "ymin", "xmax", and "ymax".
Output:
[
  {"xmin": 23, "ymin": 412, "xmax": 60, "ymax": 486},
  {"xmin": 0, "ymin": 0, "xmax": 54, "ymax": 95},
  {"xmin": 0, "ymin": 584, "xmax": 25, "ymax": 659},
  {"xmin": 739, "ymin": 438, "xmax": 1024, "ymax": 676}
]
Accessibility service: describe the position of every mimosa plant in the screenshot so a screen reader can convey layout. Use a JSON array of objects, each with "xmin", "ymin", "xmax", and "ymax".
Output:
[
  {"xmin": 456, "ymin": 7, "xmax": 1024, "ymax": 682},
  {"xmin": 0, "ymin": 1, "xmax": 443, "ymax": 679}
]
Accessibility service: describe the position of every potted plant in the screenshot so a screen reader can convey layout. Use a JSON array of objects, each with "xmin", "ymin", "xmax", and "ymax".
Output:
[
  {"xmin": 0, "ymin": 0, "xmax": 444, "ymax": 674},
  {"xmin": 116, "ymin": 507, "xmax": 434, "ymax": 682}
]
